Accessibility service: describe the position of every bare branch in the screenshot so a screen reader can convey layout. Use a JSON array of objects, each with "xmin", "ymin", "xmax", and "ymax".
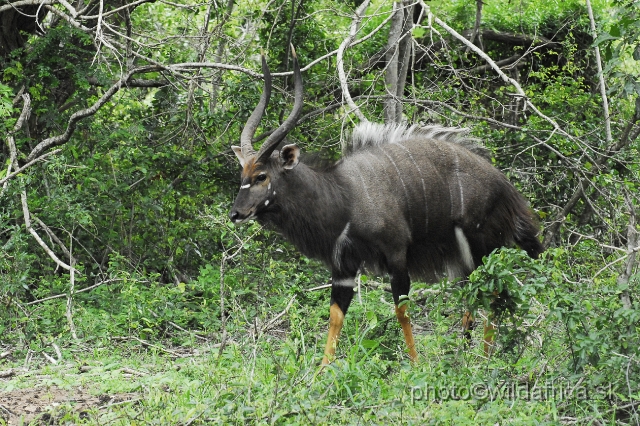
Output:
[
  {"xmin": 337, "ymin": 0, "xmax": 372, "ymax": 122},
  {"xmin": 32, "ymin": 215, "xmax": 76, "ymax": 263},
  {"xmin": 466, "ymin": 0, "xmax": 483, "ymax": 51},
  {"xmin": 384, "ymin": 1, "xmax": 402, "ymax": 123},
  {"xmin": 2, "ymin": 94, "xmax": 32, "ymax": 196},
  {"xmin": 9, "ymin": 94, "xmax": 31, "ymax": 135},
  {"xmin": 420, "ymin": 2, "xmax": 578, "ymax": 144},
  {"xmin": 43, "ymin": 4, "xmax": 92, "ymax": 32},
  {"xmin": 6, "ymin": 96, "xmax": 78, "ymax": 272},
  {"xmin": 0, "ymin": 0, "xmax": 55, "ymax": 13},
  {"xmin": 585, "ymin": 0, "xmax": 612, "ymax": 144},
  {"xmin": 463, "ymin": 29, "xmax": 555, "ymax": 46},
  {"xmin": 67, "ymin": 237, "xmax": 79, "ymax": 340},
  {"xmin": 543, "ymin": 182, "xmax": 585, "ymax": 248},
  {"xmin": 0, "ymin": 149, "xmax": 61, "ymax": 188},
  {"xmin": 618, "ymin": 193, "xmax": 637, "ymax": 311},
  {"xmin": 168, "ymin": 5, "xmax": 395, "ymax": 80},
  {"xmin": 20, "ymin": 190, "xmax": 77, "ymax": 272},
  {"xmin": 79, "ymin": 0, "xmax": 155, "ymax": 19},
  {"xmin": 25, "ymin": 66, "xmax": 159, "ymax": 162},
  {"xmin": 468, "ymin": 54, "xmax": 522, "ymax": 74},
  {"xmin": 24, "ymin": 279, "xmax": 122, "ymax": 305}
]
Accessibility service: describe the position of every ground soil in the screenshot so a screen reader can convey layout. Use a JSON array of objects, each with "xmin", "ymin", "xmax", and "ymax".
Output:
[{"xmin": 0, "ymin": 385, "xmax": 137, "ymax": 425}]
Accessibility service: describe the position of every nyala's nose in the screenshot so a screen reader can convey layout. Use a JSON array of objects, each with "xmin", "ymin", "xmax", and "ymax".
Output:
[{"xmin": 229, "ymin": 210, "xmax": 240, "ymax": 222}]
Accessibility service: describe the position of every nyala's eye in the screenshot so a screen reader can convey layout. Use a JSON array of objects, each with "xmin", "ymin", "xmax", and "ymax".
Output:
[{"xmin": 256, "ymin": 174, "xmax": 267, "ymax": 183}]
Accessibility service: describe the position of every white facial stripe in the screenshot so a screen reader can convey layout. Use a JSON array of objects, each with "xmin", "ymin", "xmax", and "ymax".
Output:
[
  {"xmin": 333, "ymin": 278, "xmax": 356, "ymax": 288},
  {"xmin": 268, "ymin": 183, "xmax": 271, "ymax": 190},
  {"xmin": 240, "ymin": 183, "xmax": 250, "ymax": 189}
]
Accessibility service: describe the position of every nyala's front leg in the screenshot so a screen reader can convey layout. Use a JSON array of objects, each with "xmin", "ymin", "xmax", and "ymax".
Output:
[{"xmin": 321, "ymin": 277, "xmax": 355, "ymax": 365}]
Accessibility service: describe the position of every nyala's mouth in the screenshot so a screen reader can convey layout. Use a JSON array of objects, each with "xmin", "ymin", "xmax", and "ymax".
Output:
[{"xmin": 233, "ymin": 212, "xmax": 256, "ymax": 225}]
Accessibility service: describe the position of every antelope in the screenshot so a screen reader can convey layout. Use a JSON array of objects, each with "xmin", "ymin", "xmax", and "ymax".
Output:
[{"xmin": 229, "ymin": 50, "xmax": 543, "ymax": 365}]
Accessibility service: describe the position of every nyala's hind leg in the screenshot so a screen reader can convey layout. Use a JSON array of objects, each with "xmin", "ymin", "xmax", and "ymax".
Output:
[
  {"xmin": 483, "ymin": 316, "xmax": 496, "ymax": 356},
  {"xmin": 462, "ymin": 310, "xmax": 495, "ymax": 356},
  {"xmin": 483, "ymin": 290, "xmax": 501, "ymax": 356},
  {"xmin": 390, "ymin": 266, "xmax": 418, "ymax": 363},
  {"xmin": 462, "ymin": 311, "xmax": 475, "ymax": 342},
  {"xmin": 395, "ymin": 302, "xmax": 418, "ymax": 363},
  {"xmin": 321, "ymin": 278, "xmax": 354, "ymax": 365}
]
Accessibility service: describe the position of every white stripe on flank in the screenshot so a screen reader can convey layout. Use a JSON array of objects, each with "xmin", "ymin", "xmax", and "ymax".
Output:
[
  {"xmin": 453, "ymin": 151, "xmax": 464, "ymax": 216},
  {"xmin": 380, "ymin": 147, "xmax": 413, "ymax": 229},
  {"xmin": 353, "ymin": 163, "xmax": 374, "ymax": 204},
  {"xmin": 333, "ymin": 278, "xmax": 356, "ymax": 288},
  {"xmin": 433, "ymin": 142, "xmax": 456, "ymax": 218},
  {"xmin": 333, "ymin": 222, "xmax": 352, "ymax": 269},
  {"xmin": 454, "ymin": 226, "xmax": 474, "ymax": 272},
  {"xmin": 395, "ymin": 143, "xmax": 428, "ymax": 231}
]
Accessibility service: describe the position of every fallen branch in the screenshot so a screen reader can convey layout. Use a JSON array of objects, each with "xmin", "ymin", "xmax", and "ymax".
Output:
[
  {"xmin": 24, "ymin": 278, "xmax": 121, "ymax": 305},
  {"xmin": 261, "ymin": 295, "xmax": 297, "ymax": 334},
  {"xmin": 148, "ymin": 308, "xmax": 208, "ymax": 340},
  {"xmin": 0, "ymin": 369, "xmax": 16, "ymax": 378},
  {"xmin": 112, "ymin": 336, "xmax": 183, "ymax": 357},
  {"xmin": 307, "ymin": 283, "xmax": 331, "ymax": 292}
]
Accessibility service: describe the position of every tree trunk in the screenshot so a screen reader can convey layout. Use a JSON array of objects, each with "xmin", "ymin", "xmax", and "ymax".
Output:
[
  {"xmin": 384, "ymin": 1, "xmax": 414, "ymax": 124},
  {"xmin": 0, "ymin": 6, "xmax": 48, "ymax": 57}
]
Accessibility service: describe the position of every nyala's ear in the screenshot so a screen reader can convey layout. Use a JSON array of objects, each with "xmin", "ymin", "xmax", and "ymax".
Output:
[
  {"xmin": 231, "ymin": 146, "xmax": 246, "ymax": 167},
  {"xmin": 280, "ymin": 144, "xmax": 300, "ymax": 170}
]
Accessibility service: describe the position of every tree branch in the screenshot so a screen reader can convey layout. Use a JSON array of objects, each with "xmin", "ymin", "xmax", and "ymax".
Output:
[
  {"xmin": 20, "ymin": 189, "xmax": 77, "ymax": 272},
  {"xmin": 618, "ymin": 192, "xmax": 637, "ymax": 312},
  {"xmin": 468, "ymin": 54, "xmax": 523, "ymax": 74},
  {"xmin": 462, "ymin": 28, "xmax": 554, "ymax": 46},
  {"xmin": 384, "ymin": 1, "xmax": 402, "ymax": 123},
  {"xmin": 2, "ymin": 93, "xmax": 32, "ymax": 195},
  {"xmin": 421, "ymin": 3, "xmax": 576, "ymax": 144},
  {"xmin": 337, "ymin": 0, "xmax": 371, "ymax": 122},
  {"xmin": 0, "ymin": 0, "xmax": 55, "ymax": 13},
  {"xmin": 585, "ymin": 0, "xmax": 612, "ymax": 144},
  {"xmin": 25, "ymin": 66, "xmax": 159, "ymax": 162},
  {"xmin": 0, "ymin": 149, "xmax": 61, "ymax": 188},
  {"xmin": 466, "ymin": 0, "xmax": 483, "ymax": 51}
]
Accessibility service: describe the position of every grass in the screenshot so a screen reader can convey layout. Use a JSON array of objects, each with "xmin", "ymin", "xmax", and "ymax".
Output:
[
  {"xmin": 0, "ymin": 276, "xmax": 629, "ymax": 425},
  {"xmin": 1, "ymin": 228, "xmax": 638, "ymax": 425}
]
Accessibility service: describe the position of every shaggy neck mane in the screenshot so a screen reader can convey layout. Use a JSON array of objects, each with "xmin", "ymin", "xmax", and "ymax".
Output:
[
  {"xmin": 261, "ymin": 162, "xmax": 349, "ymax": 265},
  {"xmin": 347, "ymin": 122, "xmax": 489, "ymax": 159}
]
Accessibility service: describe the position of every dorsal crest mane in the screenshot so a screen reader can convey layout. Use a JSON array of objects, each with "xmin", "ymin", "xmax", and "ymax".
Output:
[{"xmin": 346, "ymin": 122, "xmax": 489, "ymax": 159}]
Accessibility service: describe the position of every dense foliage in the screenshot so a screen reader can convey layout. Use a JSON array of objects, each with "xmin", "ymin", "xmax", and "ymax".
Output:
[{"xmin": 1, "ymin": 0, "xmax": 639, "ymax": 423}]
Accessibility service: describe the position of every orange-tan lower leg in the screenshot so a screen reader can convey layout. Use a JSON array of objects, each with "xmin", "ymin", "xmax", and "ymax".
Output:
[
  {"xmin": 462, "ymin": 311, "xmax": 474, "ymax": 339},
  {"xmin": 483, "ymin": 316, "xmax": 496, "ymax": 356},
  {"xmin": 484, "ymin": 291, "xmax": 499, "ymax": 356},
  {"xmin": 321, "ymin": 303, "xmax": 345, "ymax": 365},
  {"xmin": 463, "ymin": 310, "xmax": 495, "ymax": 355},
  {"xmin": 395, "ymin": 304, "xmax": 418, "ymax": 363}
]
